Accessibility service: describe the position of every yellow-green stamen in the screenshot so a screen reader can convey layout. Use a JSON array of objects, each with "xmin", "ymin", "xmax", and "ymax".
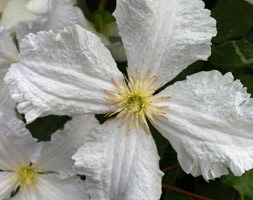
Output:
[{"xmin": 106, "ymin": 69, "xmax": 169, "ymax": 134}]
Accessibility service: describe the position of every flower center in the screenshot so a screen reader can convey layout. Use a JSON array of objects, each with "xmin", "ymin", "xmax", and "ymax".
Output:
[
  {"xmin": 106, "ymin": 70, "xmax": 168, "ymax": 134},
  {"xmin": 127, "ymin": 94, "xmax": 144, "ymax": 113},
  {"xmin": 17, "ymin": 166, "xmax": 37, "ymax": 188}
]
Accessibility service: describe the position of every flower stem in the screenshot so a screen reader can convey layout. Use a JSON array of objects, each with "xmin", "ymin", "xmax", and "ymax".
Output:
[
  {"xmin": 98, "ymin": 0, "xmax": 108, "ymax": 10},
  {"xmin": 161, "ymin": 164, "xmax": 177, "ymax": 172},
  {"xmin": 162, "ymin": 184, "xmax": 213, "ymax": 200}
]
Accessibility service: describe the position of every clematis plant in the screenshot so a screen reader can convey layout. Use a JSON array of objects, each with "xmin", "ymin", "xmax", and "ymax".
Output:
[
  {"xmin": 4, "ymin": 0, "xmax": 253, "ymax": 199},
  {"xmin": 0, "ymin": 107, "xmax": 98, "ymax": 199}
]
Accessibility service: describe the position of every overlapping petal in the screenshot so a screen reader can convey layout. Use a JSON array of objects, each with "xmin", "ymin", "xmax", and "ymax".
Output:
[
  {"xmin": 73, "ymin": 119, "xmax": 163, "ymax": 200},
  {"xmin": 153, "ymin": 71, "xmax": 253, "ymax": 180},
  {"xmin": 0, "ymin": 109, "xmax": 42, "ymax": 170},
  {"xmin": 0, "ymin": 27, "xmax": 18, "ymax": 108},
  {"xmin": 36, "ymin": 115, "xmax": 99, "ymax": 177},
  {"xmin": 12, "ymin": 175, "xmax": 88, "ymax": 200},
  {"xmin": 5, "ymin": 25, "xmax": 123, "ymax": 123},
  {"xmin": 0, "ymin": 172, "xmax": 17, "ymax": 200},
  {"xmin": 114, "ymin": 0, "xmax": 216, "ymax": 85},
  {"xmin": 26, "ymin": 0, "xmax": 48, "ymax": 14},
  {"xmin": 0, "ymin": 0, "xmax": 7, "ymax": 13},
  {"xmin": 0, "ymin": 0, "xmax": 36, "ymax": 32},
  {"xmin": 16, "ymin": 0, "xmax": 78, "ymax": 41}
]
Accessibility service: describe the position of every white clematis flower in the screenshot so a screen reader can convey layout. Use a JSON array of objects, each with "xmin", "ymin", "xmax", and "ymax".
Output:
[
  {"xmin": 6, "ymin": 0, "xmax": 253, "ymax": 199},
  {"xmin": 0, "ymin": 109, "xmax": 98, "ymax": 200}
]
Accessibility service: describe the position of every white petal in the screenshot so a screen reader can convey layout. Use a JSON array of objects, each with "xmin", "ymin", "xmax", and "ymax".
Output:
[
  {"xmin": 154, "ymin": 71, "xmax": 253, "ymax": 180},
  {"xmin": 73, "ymin": 119, "xmax": 163, "ymax": 200},
  {"xmin": 245, "ymin": 0, "xmax": 253, "ymax": 4},
  {"xmin": 0, "ymin": 27, "xmax": 18, "ymax": 108},
  {"xmin": 5, "ymin": 25, "xmax": 123, "ymax": 123},
  {"xmin": 26, "ymin": 0, "xmax": 48, "ymax": 14},
  {"xmin": 13, "ymin": 175, "xmax": 89, "ymax": 200},
  {"xmin": 0, "ymin": 0, "xmax": 7, "ymax": 13},
  {"xmin": 16, "ymin": 0, "xmax": 79, "ymax": 41},
  {"xmin": 0, "ymin": 109, "xmax": 42, "ymax": 170},
  {"xmin": 0, "ymin": 0, "xmax": 36, "ymax": 32},
  {"xmin": 0, "ymin": 172, "xmax": 16, "ymax": 199},
  {"xmin": 36, "ymin": 115, "xmax": 99, "ymax": 177},
  {"xmin": 114, "ymin": 0, "xmax": 216, "ymax": 85}
]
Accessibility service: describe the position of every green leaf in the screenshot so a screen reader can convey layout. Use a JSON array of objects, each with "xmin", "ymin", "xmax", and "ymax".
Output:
[
  {"xmin": 195, "ymin": 181, "xmax": 240, "ymax": 200},
  {"xmin": 221, "ymin": 170, "xmax": 253, "ymax": 200},
  {"xmin": 236, "ymin": 73, "xmax": 253, "ymax": 95},
  {"xmin": 211, "ymin": 0, "xmax": 253, "ymax": 43},
  {"xmin": 91, "ymin": 10, "xmax": 115, "ymax": 33},
  {"xmin": 26, "ymin": 115, "xmax": 71, "ymax": 141},
  {"xmin": 209, "ymin": 40, "xmax": 253, "ymax": 68}
]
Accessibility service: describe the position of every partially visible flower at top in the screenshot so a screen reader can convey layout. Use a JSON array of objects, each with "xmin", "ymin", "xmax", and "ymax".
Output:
[
  {"xmin": 245, "ymin": 0, "xmax": 253, "ymax": 4},
  {"xmin": 0, "ymin": 108, "xmax": 98, "ymax": 200},
  {"xmin": 75, "ymin": 0, "xmax": 127, "ymax": 62},
  {"xmin": 0, "ymin": 0, "xmax": 78, "ymax": 36},
  {"xmin": 0, "ymin": 0, "xmax": 78, "ymax": 110},
  {"xmin": 5, "ymin": 0, "xmax": 253, "ymax": 199}
]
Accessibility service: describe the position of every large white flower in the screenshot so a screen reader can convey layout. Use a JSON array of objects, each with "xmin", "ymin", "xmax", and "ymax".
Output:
[
  {"xmin": 5, "ymin": 0, "xmax": 253, "ymax": 199},
  {"xmin": 0, "ymin": 108, "xmax": 98, "ymax": 199}
]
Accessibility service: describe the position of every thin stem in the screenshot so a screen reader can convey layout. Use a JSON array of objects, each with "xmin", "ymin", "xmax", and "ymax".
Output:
[
  {"xmin": 162, "ymin": 184, "xmax": 213, "ymax": 200},
  {"xmin": 161, "ymin": 164, "xmax": 177, "ymax": 172},
  {"xmin": 98, "ymin": 0, "xmax": 108, "ymax": 10}
]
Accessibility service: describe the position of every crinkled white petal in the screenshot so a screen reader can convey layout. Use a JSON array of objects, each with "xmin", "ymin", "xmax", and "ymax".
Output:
[
  {"xmin": 73, "ymin": 119, "xmax": 163, "ymax": 200},
  {"xmin": 0, "ymin": 172, "xmax": 16, "ymax": 199},
  {"xmin": 114, "ymin": 0, "xmax": 216, "ymax": 85},
  {"xmin": 26, "ymin": 0, "xmax": 48, "ymax": 14},
  {"xmin": 0, "ymin": 0, "xmax": 7, "ymax": 13},
  {"xmin": 245, "ymin": 0, "xmax": 253, "ymax": 4},
  {"xmin": 0, "ymin": 0, "xmax": 36, "ymax": 32},
  {"xmin": 154, "ymin": 70, "xmax": 253, "ymax": 180},
  {"xmin": 0, "ymin": 27, "xmax": 18, "ymax": 108},
  {"xmin": 5, "ymin": 25, "xmax": 123, "ymax": 123},
  {"xmin": 12, "ymin": 175, "xmax": 88, "ymax": 200},
  {"xmin": 0, "ymin": 109, "xmax": 42, "ymax": 170},
  {"xmin": 16, "ymin": 0, "xmax": 78, "ymax": 41},
  {"xmin": 36, "ymin": 115, "xmax": 99, "ymax": 178}
]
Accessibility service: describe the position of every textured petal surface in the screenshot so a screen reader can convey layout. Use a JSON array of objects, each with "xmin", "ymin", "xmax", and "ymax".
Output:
[
  {"xmin": 114, "ymin": 0, "xmax": 216, "ymax": 85},
  {"xmin": 0, "ymin": 0, "xmax": 36, "ymax": 32},
  {"xmin": 36, "ymin": 115, "xmax": 99, "ymax": 177},
  {"xmin": 0, "ymin": 172, "xmax": 16, "ymax": 200},
  {"xmin": 154, "ymin": 71, "xmax": 253, "ymax": 180},
  {"xmin": 0, "ymin": 109, "xmax": 42, "ymax": 170},
  {"xmin": 0, "ymin": 27, "xmax": 18, "ymax": 108},
  {"xmin": 5, "ymin": 25, "xmax": 123, "ymax": 123},
  {"xmin": 73, "ymin": 119, "xmax": 163, "ymax": 200},
  {"xmin": 16, "ymin": 0, "xmax": 78, "ymax": 41},
  {"xmin": 13, "ymin": 175, "xmax": 88, "ymax": 200}
]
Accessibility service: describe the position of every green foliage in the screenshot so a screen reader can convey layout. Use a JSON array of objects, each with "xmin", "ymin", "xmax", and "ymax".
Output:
[
  {"xmin": 222, "ymin": 170, "xmax": 253, "ymax": 200},
  {"xmin": 91, "ymin": 10, "xmax": 115, "ymax": 33},
  {"xmin": 209, "ymin": 40, "xmax": 253, "ymax": 68},
  {"xmin": 212, "ymin": 0, "xmax": 253, "ymax": 43},
  {"xmin": 26, "ymin": 115, "xmax": 71, "ymax": 141}
]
